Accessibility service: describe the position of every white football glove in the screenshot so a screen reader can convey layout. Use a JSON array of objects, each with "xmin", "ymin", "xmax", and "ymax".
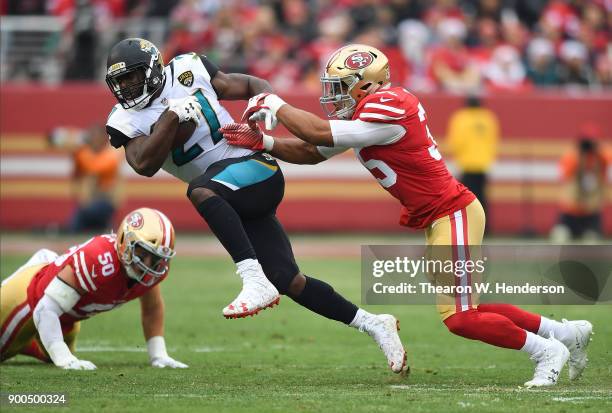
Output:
[
  {"xmin": 61, "ymin": 358, "xmax": 97, "ymax": 370},
  {"xmin": 244, "ymin": 92, "xmax": 270, "ymax": 115},
  {"xmin": 147, "ymin": 336, "xmax": 187, "ymax": 369},
  {"xmin": 151, "ymin": 356, "xmax": 188, "ymax": 369},
  {"xmin": 249, "ymin": 108, "xmax": 277, "ymax": 131},
  {"xmin": 168, "ymin": 96, "xmax": 203, "ymax": 125},
  {"xmin": 241, "ymin": 93, "xmax": 286, "ymax": 131}
]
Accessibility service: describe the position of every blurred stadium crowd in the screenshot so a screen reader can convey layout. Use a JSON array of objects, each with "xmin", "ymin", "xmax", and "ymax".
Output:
[{"xmin": 2, "ymin": 0, "xmax": 610, "ymax": 92}]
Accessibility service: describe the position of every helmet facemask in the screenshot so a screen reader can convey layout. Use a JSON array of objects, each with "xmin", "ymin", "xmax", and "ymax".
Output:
[
  {"xmin": 120, "ymin": 234, "xmax": 175, "ymax": 287},
  {"xmin": 320, "ymin": 75, "xmax": 359, "ymax": 120}
]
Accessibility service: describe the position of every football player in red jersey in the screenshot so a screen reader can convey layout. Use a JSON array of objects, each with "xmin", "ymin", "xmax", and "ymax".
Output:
[
  {"xmin": 221, "ymin": 44, "xmax": 593, "ymax": 387},
  {"xmin": 0, "ymin": 208, "xmax": 187, "ymax": 370}
]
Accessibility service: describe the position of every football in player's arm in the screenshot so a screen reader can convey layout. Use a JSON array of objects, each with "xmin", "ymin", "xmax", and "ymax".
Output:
[
  {"xmin": 0, "ymin": 208, "xmax": 186, "ymax": 370},
  {"xmin": 105, "ymin": 39, "xmax": 272, "ymax": 179}
]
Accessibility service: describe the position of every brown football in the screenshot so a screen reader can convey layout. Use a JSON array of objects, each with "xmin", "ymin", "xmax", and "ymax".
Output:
[{"xmin": 172, "ymin": 120, "xmax": 197, "ymax": 149}]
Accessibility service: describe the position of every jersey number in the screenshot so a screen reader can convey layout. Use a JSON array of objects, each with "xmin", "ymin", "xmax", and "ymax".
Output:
[
  {"xmin": 417, "ymin": 103, "xmax": 442, "ymax": 161},
  {"xmin": 172, "ymin": 90, "xmax": 223, "ymax": 166},
  {"xmin": 98, "ymin": 252, "xmax": 115, "ymax": 277},
  {"xmin": 360, "ymin": 157, "xmax": 397, "ymax": 188}
]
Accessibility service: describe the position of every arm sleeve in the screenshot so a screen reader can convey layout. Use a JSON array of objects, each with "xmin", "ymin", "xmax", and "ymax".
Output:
[
  {"xmin": 33, "ymin": 294, "xmax": 77, "ymax": 366},
  {"xmin": 199, "ymin": 55, "xmax": 219, "ymax": 79},
  {"xmin": 329, "ymin": 119, "xmax": 406, "ymax": 148},
  {"xmin": 316, "ymin": 145, "xmax": 350, "ymax": 159},
  {"xmin": 106, "ymin": 125, "xmax": 131, "ymax": 148}
]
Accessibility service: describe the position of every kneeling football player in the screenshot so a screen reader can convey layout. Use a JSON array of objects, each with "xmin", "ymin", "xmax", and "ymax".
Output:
[{"xmin": 0, "ymin": 208, "xmax": 187, "ymax": 370}]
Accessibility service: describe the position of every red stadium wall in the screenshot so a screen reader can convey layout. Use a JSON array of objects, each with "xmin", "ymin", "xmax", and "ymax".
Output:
[{"xmin": 1, "ymin": 84, "xmax": 611, "ymax": 235}]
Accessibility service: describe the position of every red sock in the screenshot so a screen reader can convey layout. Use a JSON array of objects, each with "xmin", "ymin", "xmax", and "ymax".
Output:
[
  {"xmin": 477, "ymin": 303, "xmax": 541, "ymax": 333},
  {"xmin": 444, "ymin": 309, "xmax": 526, "ymax": 350}
]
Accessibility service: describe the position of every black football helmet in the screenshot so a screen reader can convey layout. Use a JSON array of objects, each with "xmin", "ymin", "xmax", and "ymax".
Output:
[{"xmin": 106, "ymin": 38, "xmax": 165, "ymax": 110}]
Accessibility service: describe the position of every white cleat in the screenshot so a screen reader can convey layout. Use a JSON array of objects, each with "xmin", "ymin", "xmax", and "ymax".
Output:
[
  {"xmin": 223, "ymin": 262, "xmax": 280, "ymax": 319},
  {"xmin": 562, "ymin": 319, "xmax": 593, "ymax": 381},
  {"xmin": 363, "ymin": 314, "xmax": 407, "ymax": 374},
  {"xmin": 524, "ymin": 336, "xmax": 569, "ymax": 388}
]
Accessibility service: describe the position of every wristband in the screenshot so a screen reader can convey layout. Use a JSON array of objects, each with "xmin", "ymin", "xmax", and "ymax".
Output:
[
  {"xmin": 262, "ymin": 134, "xmax": 275, "ymax": 152},
  {"xmin": 264, "ymin": 95, "xmax": 287, "ymax": 115},
  {"xmin": 147, "ymin": 336, "xmax": 169, "ymax": 360}
]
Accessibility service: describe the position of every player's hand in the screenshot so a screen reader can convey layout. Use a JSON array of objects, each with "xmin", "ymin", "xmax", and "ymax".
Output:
[
  {"xmin": 241, "ymin": 93, "xmax": 270, "ymax": 128},
  {"xmin": 241, "ymin": 93, "xmax": 269, "ymax": 121},
  {"xmin": 241, "ymin": 93, "xmax": 285, "ymax": 131},
  {"xmin": 61, "ymin": 358, "xmax": 97, "ymax": 370},
  {"xmin": 151, "ymin": 356, "xmax": 188, "ymax": 369},
  {"xmin": 168, "ymin": 96, "xmax": 203, "ymax": 126},
  {"xmin": 220, "ymin": 122, "xmax": 264, "ymax": 151},
  {"xmin": 249, "ymin": 108, "xmax": 277, "ymax": 131}
]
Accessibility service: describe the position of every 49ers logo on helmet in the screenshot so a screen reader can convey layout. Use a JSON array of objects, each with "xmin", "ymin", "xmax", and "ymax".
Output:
[
  {"xmin": 345, "ymin": 52, "xmax": 374, "ymax": 69},
  {"xmin": 128, "ymin": 212, "xmax": 144, "ymax": 229}
]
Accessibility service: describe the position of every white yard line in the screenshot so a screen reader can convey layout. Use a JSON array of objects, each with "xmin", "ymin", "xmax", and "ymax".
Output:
[
  {"xmin": 552, "ymin": 396, "xmax": 610, "ymax": 401},
  {"xmin": 77, "ymin": 343, "xmax": 289, "ymax": 353},
  {"xmin": 390, "ymin": 384, "xmax": 612, "ymax": 395}
]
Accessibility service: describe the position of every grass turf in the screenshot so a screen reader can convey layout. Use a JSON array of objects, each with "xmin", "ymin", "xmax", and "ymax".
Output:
[{"xmin": 1, "ymin": 254, "xmax": 611, "ymax": 412}]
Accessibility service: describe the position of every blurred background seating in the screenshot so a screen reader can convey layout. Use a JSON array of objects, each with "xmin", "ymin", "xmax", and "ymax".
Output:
[
  {"xmin": 1, "ymin": 0, "xmax": 610, "ymax": 91},
  {"xmin": 0, "ymin": 0, "xmax": 610, "ymax": 237}
]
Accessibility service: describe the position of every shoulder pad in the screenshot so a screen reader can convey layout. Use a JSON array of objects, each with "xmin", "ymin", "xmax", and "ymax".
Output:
[
  {"xmin": 106, "ymin": 104, "xmax": 140, "ymax": 139},
  {"xmin": 354, "ymin": 88, "xmax": 410, "ymax": 123}
]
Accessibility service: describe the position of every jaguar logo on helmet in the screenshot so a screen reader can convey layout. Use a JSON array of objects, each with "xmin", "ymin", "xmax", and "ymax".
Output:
[
  {"xmin": 139, "ymin": 39, "xmax": 157, "ymax": 54},
  {"xmin": 128, "ymin": 212, "xmax": 144, "ymax": 229},
  {"xmin": 344, "ymin": 52, "xmax": 374, "ymax": 69}
]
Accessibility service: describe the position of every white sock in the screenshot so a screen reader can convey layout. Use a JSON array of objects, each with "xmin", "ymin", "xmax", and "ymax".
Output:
[
  {"xmin": 349, "ymin": 308, "xmax": 374, "ymax": 331},
  {"xmin": 538, "ymin": 316, "xmax": 570, "ymax": 344},
  {"xmin": 521, "ymin": 331, "xmax": 549, "ymax": 356},
  {"xmin": 236, "ymin": 258, "xmax": 262, "ymax": 279}
]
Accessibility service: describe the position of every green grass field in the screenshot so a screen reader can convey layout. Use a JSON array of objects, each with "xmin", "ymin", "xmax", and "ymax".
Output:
[{"xmin": 1, "ymin": 252, "xmax": 611, "ymax": 412}]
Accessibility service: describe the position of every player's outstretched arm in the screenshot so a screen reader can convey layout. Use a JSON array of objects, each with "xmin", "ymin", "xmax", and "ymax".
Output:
[
  {"xmin": 220, "ymin": 123, "xmax": 327, "ymax": 165},
  {"xmin": 140, "ymin": 286, "xmax": 188, "ymax": 369},
  {"xmin": 32, "ymin": 267, "xmax": 96, "ymax": 370},
  {"xmin": 269, "ymin": 136, "xmax": 328, "ymax": 165},
  {"xmin": 245, "ymin": 94, "xmax": 406, "ymax": 149},
  {"xmin": 212, "ymin": 71, "xmax": 273, "ymax": 100},
  {"xmin": 243, "ymin": 94, "xmax": 334, "ymax": 146},
  {"xmin": 277, "ymin": 104, "xmax": 334, "ymax": 147}
]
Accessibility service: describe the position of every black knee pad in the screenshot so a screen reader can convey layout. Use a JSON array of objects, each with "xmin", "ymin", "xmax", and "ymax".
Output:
[
  {"xmin": 186, "ymin": 177, "xmax": 209, "ymax": 199},
  {"xmin": 265, "ymin": 269, "xmax": 297, "ymax": 296}
]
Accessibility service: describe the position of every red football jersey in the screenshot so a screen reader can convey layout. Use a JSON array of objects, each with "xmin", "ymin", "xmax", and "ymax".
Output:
[
  {"xmin": 352, "ymin": 86, "xmax": 475, "ymax": 229},
  {"xmin": 27, "ymin": 234, "xmax": 167, "ymax": 325}
]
